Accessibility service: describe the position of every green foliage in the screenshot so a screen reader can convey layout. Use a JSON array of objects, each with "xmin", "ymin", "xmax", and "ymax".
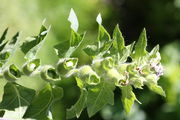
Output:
[
  {"xmin": 121, "ymin": 85, "xmax": 140, "ymax": 114},
  {"xmin": 0, "ymin": 82, "xmax": 35, "ymax": 110},
  {"xmin": 0, "ymin": 9, "xmax": 165, "ymax": 119},
  {"xmin": 66, "ymin": 89, "xmax": 87, "ymax": 119},
  {"xmin": 23, "ymin": 84, "xmax": 63, "ymax": 120}
]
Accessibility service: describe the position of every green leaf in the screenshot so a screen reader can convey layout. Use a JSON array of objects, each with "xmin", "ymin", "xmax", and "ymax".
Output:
[
  {"xmin": 9, "ymin": 32, "xmax": 19, "ymax": 45},
  {"xmin": 98, "ymin": 26, "xmax": 111, "ymax": 52},
  {"xmin": 113, "ymin": 24, "xmax": 125, "ymax": 53},
  {"xmin": 0, "ymin": 32, "xmax": 20, "ymax": 66},
  {"xmin": 146, "ymin": 82, "xmax": 166, "ymax": 97},
  {"xmin": 54, "ymin": 41, "xmax": 69, "ymax": 58},
  {"xmin": 121, "ymin": 85, "xmax": 140, "ymax": 114},
  {"xmin": 0, "ymin": 82, "xmax": 35, "ymax": 110},
  {"xmin": 66, "ymin": 89, "xmax": 88, "ymax": 119},
  {"xmin": 0, "ymin": 28, "xmax": 8, "ymax": 44},
  {"xmin": 54, "ymin": 32, "xmax": 85, "ymax": 58},
  {"xmin": 54, "ymin": 9, "xmax": 85, "ymax": 58},
  {"xmin": 87, "ymin": 80, "xmax": 115, "ymax": 117},
  {"xmin": 84, "ymin": 25, "xmax": 111, "ymax": 56},
  {"xmin": 133, "ymin": 28, "xmax": 147, "ymax": 58},
  {"xmin": 23, "ymin": 84, "xmax": 63, "ymax": 120},
  {"xmin": 83, "ymin": 44, "xmax": 99, "ymax": 56},
  {"xmin": 70, "ymin": 30, "xmax": 84, "ymax": 47},
  {"xmin": 149, "ymin": 45, "xmax": 159, "ymax": 58},
  {"xmin": 0, "ymin": 42, "xmax": 8, "ymax": 52},
  {"xmin": 119, "ymin": 42, "xmax": 135, "ymax": 63},
  {"xmin": 21, "ymin": 24, "xmax": 49, "ymax": 60}
]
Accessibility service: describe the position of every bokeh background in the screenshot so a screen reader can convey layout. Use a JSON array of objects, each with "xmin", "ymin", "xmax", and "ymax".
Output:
[{"xmin": 0, "ymin": 0, "xmax": 180, "ymax": 120}]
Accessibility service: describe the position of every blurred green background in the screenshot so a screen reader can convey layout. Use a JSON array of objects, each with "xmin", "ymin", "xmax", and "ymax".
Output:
[{"xmin": 0, "ymin": 0, "xmax": 180, "ymax": 120}]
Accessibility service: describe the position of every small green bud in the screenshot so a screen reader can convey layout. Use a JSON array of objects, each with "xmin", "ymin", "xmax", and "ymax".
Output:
[
  {"xmin": 22, "ymin": 59, "xmax": 40, "ymax": 75},
  {"xmin": 117, "ymin": 63, "xmax": 129, "ymax": 73},
  {"xmin": 86, "ymin": 74, "xmax": 100, "ymax": 85},
  {"xmin": 145, "ymin": 74, "xmax": 158, "ymax": 84},
  {"xmin": 41, "ymin": 65, "xmax": 60, "ymax": 82},
  {"xmin": 107, "ymin": 68, "xmax": 128, "ymax": 86},
  {"xmin": 77, "ymin": 65, "xmax": 100, "ymax": 85},
  {"xmin": 4, "ymin": 64, "xmax": 21, "ymax": 82},
  {"xmin": 131, "ymin": 76, "xmax": 145, "ymax": 89},
  {"xmin": 101, "ymin": 57, "xmax": 114, "ymax": 70}
]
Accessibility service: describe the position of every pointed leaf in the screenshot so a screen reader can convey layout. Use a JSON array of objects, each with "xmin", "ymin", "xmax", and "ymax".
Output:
[
  {"xmin": 113, "ymin": 24, "xmax": 125, "ymax": 53},
  {"xmin": 0, "ymin": 28, "xmax": 8, "ymax": 44},
  {"xmin": 0, "ymin": 42, "xmax": 8, "ymax": 52},
  {"xmin": 146, "ymin": 82, "xmax": 166, "ymax": 97},
  {"xmin": 133, "ymin": 28, "xmax": 147, "ymax": 58},
  {"xmin": 54, "ymin": 41, "xmax": 69, "ymax": 58},
  {"xmin": 87, "ymin": 80, "xmax": 115, "ymax": 117},
  {"xmin": 23, "ymin": 84, "xmax": 63, "ymax": 120},
  {"xmin": 0, "ymin": 82, "xmax": 35, "ymax": 110},
  {"xmin": 84, "ymin": 26, "xmax": 111, "ymax": 56},
  {"xmin": 149, "ymin": 45, "xmax": 159, "ymax": 58},
  {"xmin": 54, "ymin": 32, "xmax": 85, "ymax": 58},
  {"xmin": 96, "ymin": 13, "xmax": 102, "ymax": 25},
  {"xmin": 21, "ymin": 24, "xmax": 49, "ymax": 60},
  {"xmin": 66, "ymin": 89, "xmax": 88, "ymax": 119},
  {"xmin": 70, "ymin": 30, "xmax": 84, "ymax": 48},
  {"xmin": 0, "ymin": 32, "xmax": 20, "ymax": 66},
  {"xmin": 68, "ymin": 8, "xmax": 79, "ymax": 32},
  {"xmin": 83, "ymin": 44, "xmax": 99, "ymax": 56},
  {"xmin": 119, "ymin": 42, "xmax": 135, "ymax": 62},
  {"xmin": 121, "ymin": 85, "xmax": 140, "ymax": 114}
]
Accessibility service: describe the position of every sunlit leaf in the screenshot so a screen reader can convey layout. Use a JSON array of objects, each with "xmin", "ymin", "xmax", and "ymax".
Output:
[
  {"xmin": 68, "ymin": 8, "xmax": 79, "ymax": 32},
  {"xmin": 23, "ymin": 84, "xmax": 63, "ymax": 120},
  {"xmin": 21, "ymin": 24, "xmax": 50, "ymax": 60},
  {"xmin": 66, "ymin": 89, "xmax": 88, "ymax": 119},
  {"xmin": 0, "ymin": 82, "xmax": 35, "ymax": 111},
  {"xmin": 87, "ymin": 80, "xmax": 115, "ymax": 117},
  {"xmin": 121, "ymin": 85, "xmax": 140, "ymax": 114},
  {"xmin": 133, "ymin": 28, "xmax": 147, "ymax": 58}
]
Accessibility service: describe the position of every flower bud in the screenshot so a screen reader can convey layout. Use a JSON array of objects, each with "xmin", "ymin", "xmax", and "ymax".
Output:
[
  {"xmin": 22, "ymin": 59, "xmax": 40, "ymax": 75},
  {"xmin": 4, "ymin": 64, "xmax": 21, "ymax": 82},
  {"xmin": 77, "ymin": 65, "xmax": 100, "ymax": 85},
  {"xmin": 101, "ymin": 57, "xmax": 114, "ymax": 70},
  {"xmin": 145, "ymin": 74, "xmax": 159, "ymax": 84},
  {"xmin": 131, "ymin": 76, "xmax": 145, "ymax": 89},
  {"xmin": 41, "ymin": 65, "xmax": 60, "ymax": 82}
]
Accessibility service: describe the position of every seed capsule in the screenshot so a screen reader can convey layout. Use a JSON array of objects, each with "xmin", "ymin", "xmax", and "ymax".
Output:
[
  {"xmin": 4, "ymin": 64, "xmax": 21, "ymax": 82},
  {"xmin": 57, "ymin": 58, "xmax": 78, "ymax": 73},
  {"xmin": 22, "ymin": 59, "xmax": 40, "ymax": 75},
  {"xmin": 41, "ymin": 65, "xmax": 60, "ymax": 82}
]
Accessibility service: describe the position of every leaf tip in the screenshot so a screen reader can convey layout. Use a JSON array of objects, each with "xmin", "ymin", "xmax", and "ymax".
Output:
[
  {"xmin": 96, "ymin": 13, "xmax": 102, "ymax": 25},
  {"xmin": 42, "ymin": 18, "xmax": 47, "ymax": 25},
  {"xmin": 68, "ymin": 8, "xmax": 79, "ymax": 32}
]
